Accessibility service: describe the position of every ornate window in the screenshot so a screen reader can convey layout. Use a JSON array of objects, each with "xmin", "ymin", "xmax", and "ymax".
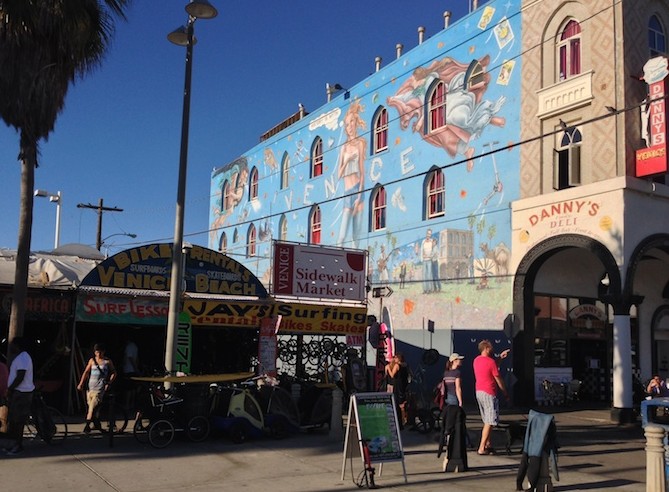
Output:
[
  {"xmin": 247, "ymin": 224, "xmax": 257, "ymax": 257},
  {"xmin": 249, "ymin": 166, "xmax": 259, "ymax": 200},
  {"xmin": 425, "ymin": 168, "xmax": 445, "ymax": 219},
  {"xmin": 309, "ymin": 205, "xmax": 321, "ymax": 244},
  {"xmin": 428, "ymin": 81, "xmax": 447, "ymax": 132},
  {"xmin": 557, "ymin": 20, "xmax": 581, "ymax": 81},
  {"xmin": 279, "ymin": 214, "xmax": 288, "ymax": 241},
  {"xmin": 311, "ymin": 137, "xmax": 323, "ymax": 178},
  {"xmin": 373, "ymin": 107, "xmax": 388, "ymax": 154},
  {"xmin": 553, "ymin": 125, "xmax": 582, "ymax": 190},
  {"xmin": 371, "ymin": 186, "xmax": 386, "ymax": 231},
  {"xmin": 218, "ymin": 232, "xmax": 227, "ymax": 253},
  {"xmin": 280, "ymin": 152, "xmax": 290, "ymax": 190},
  {"xmin": 222, "ymin": 180, "xmax": 231, "ymax": 212},
  {"xmin": 650, "ymin": 15, "xmax": 667, "ymax": 58}
]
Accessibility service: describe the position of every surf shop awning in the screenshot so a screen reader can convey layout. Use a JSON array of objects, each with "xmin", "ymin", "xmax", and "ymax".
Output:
[{"xmin": 76, "ymin": 243, "xmax": 366, "ymax": 335}]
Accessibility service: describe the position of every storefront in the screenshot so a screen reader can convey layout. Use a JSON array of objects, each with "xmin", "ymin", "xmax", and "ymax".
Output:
[
  {"xmin": 70, "ymin": 243, "xmax": 368, "ymax": 410},
  {"xmin": 511, "ymin": 177, "xmax": 669, "ymax": 420}
]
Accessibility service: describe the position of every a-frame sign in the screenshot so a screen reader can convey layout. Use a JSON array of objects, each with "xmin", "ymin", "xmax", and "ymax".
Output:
[{"xmin": 341, "ymin": 392, "xmax": 407, "ymax": 487}]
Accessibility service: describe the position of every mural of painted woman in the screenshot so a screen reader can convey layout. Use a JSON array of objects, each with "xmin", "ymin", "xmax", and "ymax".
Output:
[{"xmin": 336, "ymin": 99, "xmax": 366, "ymax": 248}]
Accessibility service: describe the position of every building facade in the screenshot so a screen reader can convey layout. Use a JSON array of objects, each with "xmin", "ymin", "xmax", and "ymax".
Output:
[{"xmin": 209, "ymin": 0, "xmax": 669, "ymax": 421}]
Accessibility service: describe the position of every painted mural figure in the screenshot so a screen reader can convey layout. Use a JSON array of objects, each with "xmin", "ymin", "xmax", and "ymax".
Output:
[
  {"xmin": 378, "ymin": 244, "xmax": 390, "ymax": 283},
  {"xmin": 421, "ymin": 229, "xmax": 435, "ymax": 293},
  {"xmin": 431, "ymin": 237, "xmax": 441, "ymax": 293},
  {"xmin": 209, "ymin": 160, "xmax": 249, "ymax": 244},
  {"xmin": 336, "ymin": 100, "xmax": 366, "ymax": 248},
  {"xmin": 387, "ymin": 55, "xmax": 505, "ymax": 170}
]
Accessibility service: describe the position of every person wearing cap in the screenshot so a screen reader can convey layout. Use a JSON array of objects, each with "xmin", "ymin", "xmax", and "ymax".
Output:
[
  {"xmin": 473, "ymin": 339, "xmax": 510, "ymax": 455},
  {"xmin": 443, "ymin": 353, "xmax": 464, "ymax": 407}
]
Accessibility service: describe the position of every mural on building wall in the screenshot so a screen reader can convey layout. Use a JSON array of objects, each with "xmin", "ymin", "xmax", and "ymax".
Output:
[{"xmin": 209, "ymin": 0, "xmax": 521, "ymax": 331}]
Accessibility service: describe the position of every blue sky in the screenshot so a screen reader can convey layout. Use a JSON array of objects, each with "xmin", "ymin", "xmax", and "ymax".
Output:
[{"xmin": 0, "ymin": 1, "xmax": 479, "ymax": 255}]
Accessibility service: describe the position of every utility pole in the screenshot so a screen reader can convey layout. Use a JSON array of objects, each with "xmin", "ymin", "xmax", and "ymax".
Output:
[{"xmin": 77, "ymin": 198, "xmax": 124, "ymax": 250}]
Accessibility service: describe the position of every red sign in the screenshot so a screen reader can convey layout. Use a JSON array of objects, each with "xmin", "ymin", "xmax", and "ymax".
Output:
[{"xmin": 636, "ymin": 59, "xmax": 669, "ymax": 177}]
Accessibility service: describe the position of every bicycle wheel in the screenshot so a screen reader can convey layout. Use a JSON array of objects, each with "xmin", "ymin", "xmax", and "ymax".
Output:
[
  {"xmin": 104, "ymin": 401, "xmax": 129, "ymax": 435},
  {"xmin": 148, "ymin": 419, "xmax": 175, "ymax": 449},
  {"xmin": 43, "ymin": 406, "xmax": 68, "ymax": 444},
  {"xmin": 133, "ymin": 412, "xmax": 151, "ymax": 444},
  {"xmin": 186, "ymin": 415, "xmax": 210, "ymax": 442}
]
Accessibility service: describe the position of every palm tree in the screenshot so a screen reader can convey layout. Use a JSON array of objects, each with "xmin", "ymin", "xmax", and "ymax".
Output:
[{"xmin": 0, "ymin": 1, "xmax": 131, "ymax": 346}]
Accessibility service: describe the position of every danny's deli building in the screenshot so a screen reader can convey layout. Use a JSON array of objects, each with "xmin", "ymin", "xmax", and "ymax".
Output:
[{"xmin": 513, "ymin": 38, "xmax": 669, "ymax": 422}]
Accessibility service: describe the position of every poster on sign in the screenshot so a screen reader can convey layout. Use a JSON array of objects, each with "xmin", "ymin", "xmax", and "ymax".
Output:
[
  {"xmin": 258, "ymin": 316, "xmax": 281, "ymax": 377},
  {"xmin": 341, "ymin": 392, "xmax": 407, "ymax": 484}
]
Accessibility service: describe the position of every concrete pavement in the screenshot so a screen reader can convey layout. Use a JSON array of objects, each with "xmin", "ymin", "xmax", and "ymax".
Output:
[{"xmin": 0, "ymin": 406, "xmax": 648, "ymax": 491}]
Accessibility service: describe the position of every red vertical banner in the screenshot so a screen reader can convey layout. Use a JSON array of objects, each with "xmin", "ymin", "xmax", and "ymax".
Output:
[{"xmin": 636, "ymin": 58, "xmax": 669, "ymax": 177}]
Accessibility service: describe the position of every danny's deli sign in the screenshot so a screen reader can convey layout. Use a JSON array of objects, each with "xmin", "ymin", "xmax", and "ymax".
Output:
[
  {"xmin": 636, "ymin": 56, "xmax": 669, "ymax": 177},
  {"xmin": 272, "ymin": 241, "xmax": 367, "ymax": 302}
]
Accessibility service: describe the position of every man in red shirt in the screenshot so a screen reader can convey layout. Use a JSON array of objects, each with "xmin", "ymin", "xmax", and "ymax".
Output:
[{"xmin": 472, "ymin": 339, "xmax": 509, "ymax": 455}]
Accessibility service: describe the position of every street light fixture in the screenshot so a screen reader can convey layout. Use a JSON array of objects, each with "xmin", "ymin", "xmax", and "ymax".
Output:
[
  {"xmin": 34, "ymin": 189, "xmax": 62, "ymax": 249},
  {"xmin": 100, "ymin": 232, "xmax": 137, "ymax": 247},
  {"xmin": 164, "ymin": 0, "xmax": 218, "ymax": 377}
]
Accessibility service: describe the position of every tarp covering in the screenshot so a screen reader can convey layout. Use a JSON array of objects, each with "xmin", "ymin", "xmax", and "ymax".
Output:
[{"xmin": 0, "ymin": 247, "xmax": 100, "ymax": 289}]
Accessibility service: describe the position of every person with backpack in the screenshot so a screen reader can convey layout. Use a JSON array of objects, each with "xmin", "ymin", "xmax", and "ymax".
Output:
[{"xmin": 77, "ymin": 343, "xmax": 116, "ymax": 434}]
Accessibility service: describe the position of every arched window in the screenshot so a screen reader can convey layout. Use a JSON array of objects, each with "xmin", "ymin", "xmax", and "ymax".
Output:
[
  {"xmin": 249, "ymin": 166, "xmax": 259, "ymax": 200},
  {"xmin": 650, "ymin": 15, "xmax": 667, "ymax": 57},
  {"xmin": 554, "ymin": 125, "xmax": 582, "ymax": 190},
  {"xmin": 557, "ymin": 19, "xmax": 581, "ymax": 81},
  {"xmin": 371, "ymin": 186, "xmax": 386, "ymax": 231},
  {"xmin": 247, "ymin": 224, "xmax": 257, "ymax": 257},
  {"xmin": 279, "ymin": 214, "xmax": 288, "ymax": 241},
  {"xmin": 309, "ymin": 205, "xmax": 321, "ymax": 244},
  {"xmin": 218, "ymin": 232, "xmax": 227, "ymax": 253},
  {"xmin": 428, "ymin": 81, "xmax": 447, "ymax": 132},
  {"xmin": 280, "ymin": 152, "xmax": 290, "ymax": 190},
  {"xmin": 222, "ymin": 180, "xmax": 231, "ymax": 212},
  {"xmin": 465, "ymin": 59, "xmax": 486, "ymax": 89},
  {"xmin": 425, "ymin": 168, "xmax": 445, "ymax": 219},
  {"xmin": 373, "ymin": 107, "xmax": 388, "ymax": 154},
  {"xmin": 311, "ymin": 137, "xmax": 323, "ymax": 178}
]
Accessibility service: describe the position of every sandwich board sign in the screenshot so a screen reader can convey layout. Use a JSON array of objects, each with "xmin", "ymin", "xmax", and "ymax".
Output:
[{"xmin": 341, "ymin": 392, "xmax": 407, "ymax": 486}]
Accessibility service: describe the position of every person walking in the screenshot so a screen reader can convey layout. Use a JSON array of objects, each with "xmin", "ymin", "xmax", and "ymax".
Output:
[
  {"xmin": 473, "ymin": 340, "xmax": 509, "ymax": 455},
  {"xmin": 4, "ymin": 337, "xmax": 34, "ymax": 455},
  {"xmin": 77, "ymin": 343, "xmax": 116, "ymax": 434},
  {"xmin": 385, "ymin": 353, "xmax": 410, "ymax": 428}
]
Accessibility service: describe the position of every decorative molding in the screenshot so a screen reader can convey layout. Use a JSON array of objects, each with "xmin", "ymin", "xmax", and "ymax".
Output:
[{"xmin": 536, "ymin": 71, "xmax": 594, "ymax": 119}]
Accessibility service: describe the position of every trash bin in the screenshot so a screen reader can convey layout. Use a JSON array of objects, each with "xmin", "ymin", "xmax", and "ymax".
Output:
[{"xmin": 641, "ymin": 397, "xmax": 669, "ymax": 429}]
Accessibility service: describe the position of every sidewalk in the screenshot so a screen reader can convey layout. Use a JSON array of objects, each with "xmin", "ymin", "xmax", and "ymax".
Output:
[{"xmin": 0, "ymin": 406, "xmax": 647, "ymax": 492}]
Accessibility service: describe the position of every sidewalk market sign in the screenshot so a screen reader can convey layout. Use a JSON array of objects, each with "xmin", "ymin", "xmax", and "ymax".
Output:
[
  {"xmin": 272, "ymin": 241, "xmax": 367, "ymax": 302},
  {"xmin": 341, "ymin": 392, "xmax": 407, "ymax": 484}
]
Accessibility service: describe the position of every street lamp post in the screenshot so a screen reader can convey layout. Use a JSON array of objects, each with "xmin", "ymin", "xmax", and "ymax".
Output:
[
  {"xmin": 100, "ymin": 232, "xmax": 137, "ymax": 255},
  {"xmin": 34, "ymin": 189, "xmax": 62, "ymax": 249},
  {"xmin": 164, "ymin": 0, "xmax": 218, "ymax": 376}
]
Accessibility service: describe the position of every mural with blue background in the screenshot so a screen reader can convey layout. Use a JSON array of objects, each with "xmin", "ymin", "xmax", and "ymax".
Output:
[{"xmin": 209, "ymin": 0, "xmax": 521, "ymax": 334}]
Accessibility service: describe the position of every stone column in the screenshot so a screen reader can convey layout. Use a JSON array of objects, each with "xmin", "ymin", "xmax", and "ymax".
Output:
[{"xmin": 646, "ymin": 425, "xmax": 666, "ymax": 492}]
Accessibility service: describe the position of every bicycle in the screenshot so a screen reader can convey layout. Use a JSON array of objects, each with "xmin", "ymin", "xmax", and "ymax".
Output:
[
  {"xmin": 133, "ymin": 382, "xmax": 210, "ymax": 448},
  {"xmin": 25, "ymin": 390, "xmax": 68, "ymax": 444}
]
